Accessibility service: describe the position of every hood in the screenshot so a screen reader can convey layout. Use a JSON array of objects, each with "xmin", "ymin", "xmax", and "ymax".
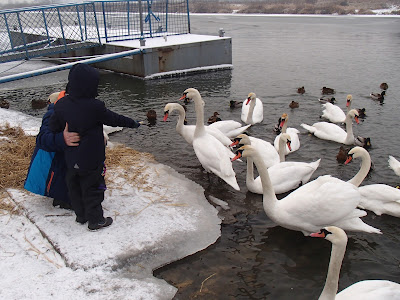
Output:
[{"xmin": 66, "ymin": 63, "xmax": 99, "ymax": 98}]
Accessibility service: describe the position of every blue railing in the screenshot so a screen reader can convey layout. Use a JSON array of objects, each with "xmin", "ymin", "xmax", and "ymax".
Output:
[{"xmin": 0, "ymin": 0, "xmax": 190, "ymax": 63}]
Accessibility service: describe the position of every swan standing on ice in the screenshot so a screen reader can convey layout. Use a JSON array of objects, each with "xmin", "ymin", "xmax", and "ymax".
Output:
[
  {"xmin": 321, "ymin": 94, "xmax": 352, "ymax": 123},
  {"xmin": 311, "ymin": 226, "xmax": 400, "ymax": 299},
  {"xmin": 274, "ymin": 113, "xmax": 300, "ymax": 155},
  {"xmin": 241, "ymin": 92, "xmax": 263, "ymax": 125},
  {"xmin": 163, "ymin": 102, "xmax": 232, "ymax": 147},
  {"xmin": 301, "ymin": 109, "xmax": 360, "ymax": 145},
  {"xmin": 232, "ymin": 145, "xmax": 381, "ymax": 235},
  {"xmin": 345, "ymin": 147, "xmax": 400, "ymax": 217},
  {"xmin": 234, "ymin": 133, "xmax": 320, "ymax": 195},
  {"xmin": 180, "ymin": 88, "xmax": 240, "ymax": 191}
]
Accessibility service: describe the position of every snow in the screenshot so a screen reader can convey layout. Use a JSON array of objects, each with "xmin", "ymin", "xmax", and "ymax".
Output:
[{"xmin": 0, "ymin": 108, "xmax": 222, "ymax": 300}]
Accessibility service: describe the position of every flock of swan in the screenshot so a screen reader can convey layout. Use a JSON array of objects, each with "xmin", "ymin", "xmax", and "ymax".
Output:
[{"xmin": 163, "ymin": 87, "xmax": 400, "ymax": 298}]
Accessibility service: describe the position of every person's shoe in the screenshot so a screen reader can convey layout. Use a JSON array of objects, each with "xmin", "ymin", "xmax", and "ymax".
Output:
[
  {"xmin": 88, "ymin": 217, "xmax": 113, "ymax": 231},
  {"xmin": 76, "ymin": 216, "xmax": 87, "ymax": 225},
  {"xmin": 59, "ymin": 201, "xmax": 72, "ymax": 210},
  {"xmin": 52, "ymin": 198, "xmax": 62, "ymax": 207}
]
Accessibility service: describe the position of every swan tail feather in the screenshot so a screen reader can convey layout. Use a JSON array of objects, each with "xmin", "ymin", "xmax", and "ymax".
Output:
[{"xmin": 300, "ymin": 123, "xmax": 315, "ymax": 134}]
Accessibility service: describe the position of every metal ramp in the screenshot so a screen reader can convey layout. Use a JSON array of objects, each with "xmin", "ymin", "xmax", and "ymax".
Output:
[{"xmin": 0, "ymin": 0, "xmax": 190, "ymax": 64}]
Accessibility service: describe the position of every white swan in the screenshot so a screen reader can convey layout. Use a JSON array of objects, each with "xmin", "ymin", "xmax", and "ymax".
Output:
[
  {"xmin": 321, "ymin": 94, "xmax": 352, "ymax": 123},
  {"xmin": 231, "ymin": 133, "xmax": 280, "ymax": 168},
  {"xmin": 311, "ymin": 226, "xmax": 400, "ymax": 299},
  {"xmin": 241, "ymin": 92, "xmax": 263, "ymax": 125},
  {"xmin": 345, "ymin": 146, "xmax": 400, "ymax": 217},
  {"xmin": 236, "ymin": 133, "xmax": 320, "ymax": 195},
  {"xmin": 301, "ymin": 109, "xmax": 360, "ymax": 145},
  {"xmin": 388, "ymin": 155, "xmax": 400, "ymax": 177},
  {"xmin": 180, "ymin": 88, "xmax": 240, "ymax": 191},
  {"xmin": 274, "ymin": 113, "xmax": 300, "ymax": 155},
  {"xmin": 232, "ymin": 145, "xmax": 381, "ymax": 235},
  {"xmin": 208, "ymin": 120, "xmax": 251, "ymax": 139},
  {"xmin": 163, "ymin": 103, "xmax": 232, "ymax": 147}
]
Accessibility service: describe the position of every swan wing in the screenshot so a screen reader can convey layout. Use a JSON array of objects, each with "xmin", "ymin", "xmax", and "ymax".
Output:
[
  {"xmin": 336, "ymin": 280, "xmax": 400, "ymax": 300},
  {"xmin": 205, "ymin": 126, "xmax": 232, "ymax": 146},
  {"xmin": 252, "ymin": 98, "xmax": 264, "ymax": 123},
  {"xmin": 388, "ymin": 155, "xmax": 400, "ymax": 177},
  {"xmin": 321, "ymin": 102, "xmax": 346, "ymax": 123},
  {"xmin": 208, "ymin": 120, "xmax": 242, "ymax": 133},
  {"xmin": 250, "ymin": 136, "xmax": 280, "ymax": 168},
  {"xmin": 193, "ymin": 134, "xmax": 239, "ymax": 190},
  {"xmin": 303, "ymin": 122, "xmax": 347, "ymax": 143},
  {"xmin": 358, "ymin": 184, "xmax": 400, "ymax": 217}
]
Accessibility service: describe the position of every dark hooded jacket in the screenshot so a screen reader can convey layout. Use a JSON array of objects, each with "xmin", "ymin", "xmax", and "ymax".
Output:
[{"xmin": 49, "ymin": 63, "xmax": 140, "ymax": 171}]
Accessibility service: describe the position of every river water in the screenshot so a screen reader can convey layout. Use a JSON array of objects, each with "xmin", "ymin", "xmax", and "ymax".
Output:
[{"xmin": 1, "ymin": 14, "xmax": 400, "ymax": 300}]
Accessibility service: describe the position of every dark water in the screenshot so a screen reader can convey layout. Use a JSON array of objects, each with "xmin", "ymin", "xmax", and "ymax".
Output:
[{"xmin": 2, "ymin": 14, "xmax": 400, "ymax": 300}]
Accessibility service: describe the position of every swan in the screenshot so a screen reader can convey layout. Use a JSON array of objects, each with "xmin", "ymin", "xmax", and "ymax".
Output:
[
  {"xmin": 231, "ymin": 133, "xmax": 280, "ymax": 168},
  {"xmin": 345, "ymin": 146, "xmax": 400, "ymax": 217},
  {"xmin": 274, "ymin": 113, "xmax": 300, "ymax": 155},
  {"xmin": 301, "ymin": 109, "xmax": 360, "ymax": 145},
  {"xmin": 232, "ymin": 145, "xmax": 381, "ymax": 235},
  {"xmin": 208, "ymin": 120, "xmax": 251, "ymax": 139},
  {"xmin": 163, "ymin": 103, "xmax": 233, "ymax": 147},
  {"xmin": 311, "ymin": 226, "xmax": 400, "ymax": 300},
  {"xmin": 321, "ymin": 94, "xmax": 352, "ymax": 123},
  {"xmin": 241, "ymin": 92, "xmax": 263, "ymax": 125},
  {"xmin": 389, "ymin": 155, "xmax": 400, "ymax": 177},
  {"xmin": 235, "ymin": 133, "xmax": 321, "ymax": 195},
  {"xmin": 180, "ymin": 88, "xmax": 240, "ymax": 191}
]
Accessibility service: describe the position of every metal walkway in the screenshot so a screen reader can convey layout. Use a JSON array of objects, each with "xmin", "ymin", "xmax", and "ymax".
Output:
[{"xmin": 0, "ymin": 0, "xmax": 190, "ymax": 64}]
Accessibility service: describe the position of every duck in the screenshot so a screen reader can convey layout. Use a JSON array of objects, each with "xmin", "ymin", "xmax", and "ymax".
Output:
[
  {"xmin": 207, "ymin": 111, "xmax": 222, "ymax": 124},
  {"xmin": 336, "ymin": 146, "xmax": 350, "ymax": 163},
  {"xmin": 322, "ymin": 86, "xmax": 335, "ymax": 95},
  {"xmin": 297, "ymin": 86, "xmax": 305, "ymax": 94},
  {"xmin": 345, "ymin": 146, "xmax": 400, "ymax": 217},
  {"xmin": 357, "ymin": 108, "xmax": 366, "ymax": 118},
  {"xmin": 241, "ymin": 92, "xmax": 263, "ymax": 125},
  {"xmin": 163, "ymin": 102, "xmax": 232, "ymax": 147},
  {"xmin": 355, "ymin": 136, "xmax": 371, "ymax": 149},
  {"xmin": 229, "ymin": 100, "xmax": 243, "ymax": 108},
  {"xmin": 146, "ymin": 109, "xmax": 157, "ymax": 124},
  {"xmin": 321, "ymin": 94, "xmax": 352, "ymax": 123},
  {"xmin": 180, "ymin": 88, "xmax": 240, "ymax": 191},
  {"xmin": 319, "ymin": 96, "xmax": 336, "ymax": 104},
  {"xmin": 289, "ymin": 101, "xmax": 299, "ymax": 109},
  {"xmin": 0, "ymin": 99, "xmax": 10, "ymax": 109},
  {"xmin": 301, "ymin": 109, "xmax": 360, "ymax": 145},
  {"xmin": 380, "ymin": 82, "xmax": 389, "ymax": 90},
  {"xmin": 370, "ymin": 91, "xmax": 385, "ymax": 102},
  {"xmin": 310, "ymin": 226, "xmax": 400, "ymax": 299},
  {"xmin": 232, "ymin": 145, "xmax": 381, "ymax": 235},
  {"xmin": 31, "ymin": 99, "xmax": 48, "ymax": 109},
  {"xmin": 273, "ymin": 117, "xmax": 282, "ymax": 134},
  {"xmin": 234, "ymin": 133, "xmax": 321, "ymax": 195},
  {"xmin": 274, "ymin": 113, "xmax": 300, "ymax": 155},
  {"xmin": 230, "ymin": 133, "xmax": 280, "ymax": 169}
]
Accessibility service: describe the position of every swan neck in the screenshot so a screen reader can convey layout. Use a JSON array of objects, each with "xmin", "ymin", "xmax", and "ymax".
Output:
[
  {"xmin": 348, "ymin": 151, "xmax": 371, "ymax": 187},
  {"xmin": 246, "ymin": 99, "xmax": 256, "ymax": 123},
  {"xmin": 247, "ymin": 157, "xmax": 255, "ymax": 181},
  {"xmin": 344, "ymin": 114, "xmax": 354, "ymax": 142},
  {"xmin": 281, "ymin": 120, "xmax": 288, "ymax": 133},
  {"xmin": 319, "ymin": 241, "xmax": 347, "ymax": 300},
  {"xmin": 193, "ymin": 95, "xmax": 206, "ymax": 136},
  {"xmin": 175, "ymin": 105, "xmax": 186, "ymax": 131},
  {"xmin": 252, "ymin": 154, "xmax": 278, "ymax": 209},
  {"xmin": 278, "ymin": 136, "xmax": 286, "ymax": 162}
]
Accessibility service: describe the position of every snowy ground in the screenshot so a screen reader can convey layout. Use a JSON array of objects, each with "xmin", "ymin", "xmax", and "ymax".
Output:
[{"xmin": 0, "ymin": 108, "xmax": 222, "ymax": 299}]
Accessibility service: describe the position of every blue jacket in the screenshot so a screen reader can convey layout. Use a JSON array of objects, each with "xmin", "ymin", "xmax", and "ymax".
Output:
[
  {"xmin": 24, "ymin": 103, "xmax": 70, "ymax": 204},
  {"xmin": 49, "ymin": 63, "xmax": 140, "ymax": 171}
]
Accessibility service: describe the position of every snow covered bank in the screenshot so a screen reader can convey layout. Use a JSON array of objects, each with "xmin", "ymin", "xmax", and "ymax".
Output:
[{"xmin": 0, "ymin": 108, "xmax": 222, "ymax": 299}]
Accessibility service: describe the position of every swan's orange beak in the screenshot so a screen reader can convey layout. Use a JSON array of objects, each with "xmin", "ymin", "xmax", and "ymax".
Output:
[
  {"xmin": 354, "ymin": 116, "xmax": 359, "ymax": 124},
  {"xmin": 245, "ymin": 97, "xmax": 251, "ymax": 105},
  {"xmin": 310, "ymin": 231, "xmax": 326, "ymax": 238},
  {"xmin": 163, "ymin": 111, "xmax": 169, "ymax": 121},
  {"xmin": 346, "ymin": 100, "xmax": 351, "ymax": 107},
  {"xmin": 287, "ymin": 140, "xmax": 292, "ymax": 151},
  {"xmin": 344, "ymin": 155, "xmax": 353, "ymax": 165},
  {"xmin": 179, "ymin": 95, "xmax": 186, "ymax": 101},
  {"xmin": 279, "ymin": 119, "xmax": 286, "ymax": 128},
  {"xmin": 230, "ymin": 139, "xmax": 240, "ymax": 147},
  {"xmin": 231, "ymin": 152, "xmax": 242, "ymax": 161}
]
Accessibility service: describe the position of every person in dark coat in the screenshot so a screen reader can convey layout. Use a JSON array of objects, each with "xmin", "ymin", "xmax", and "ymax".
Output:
[
  {"xmin": 24, "ymin": 91, "xmax": 80, "ymax": 209},
  {"xmin": 49, "ymin": 63, "xmax": 141, "ymax": 231}
]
